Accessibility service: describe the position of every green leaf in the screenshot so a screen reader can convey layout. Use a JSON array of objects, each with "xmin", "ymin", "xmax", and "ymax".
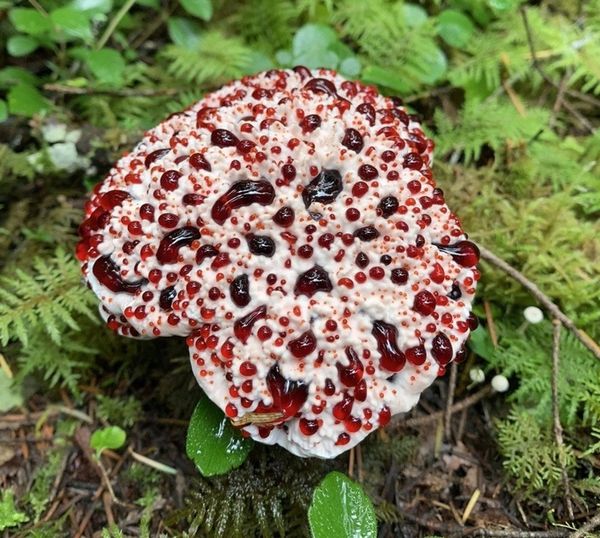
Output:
[
  {"xmin": 339, "ymin": 57, "xmax": 361, "ymax": 77},
  {"xmin": 308, "ymin": 472, "xmax": 377, "ymax": 538},
  {"xmin": 71, "ymin": 0, "xmax": 113, "ymax": 15},
  {"xmin": 0, "ymin": 490, "xmax": 28, "ymax": 531},
  {"xmin": 0, "ymin": 67, "xmax": 39, "ymax": 89},
  {"xmin": 85, "ymin": 48, "xmax": 126, "ymax": 85},
  {"xmin": 362, "ymin": 65, "xmax": 411, "ymax": 93},
  {"xmin": 292, "ymin": 23, "xmax": 337, "ymax": 56},
  {"xmin": 186, "ymin": 397, "xmax": 253, "ymax": 477},
  {"xmin": 415, "ymin": 46, "xmax": 447, "ymax": 84},
  {"xmin": 7, "ymin": 35, "xmax": 39, "ymax": 57},
  {"xmin": 0, "ymin": 370, "xmax": 23, "ymax": 412},
  {"xmin": 167, "ymin": 17, "xmax": 202, "ymax": 48},
  {"xmin": 9, "ymin": 8, "xmax": 51, "ymax": 36},
  {"xmin": 402, "ymin": 3, "xmax": 428, "ymax": 27},
  {"xmin": 437, "ymin": 9, "xmax": 475, "ymax": 48},
  {"xmin": 90, "ymin": 426, "xmax": 126, "ymax": 457},
  {"xmin": 50, "ymin": 7, "xmax": 93, "ymax": 41},
  {"xmin": 487, "ymin": 0, "xmax": 522, "ymax": 11},
  {"xmin": 0, "ymin": 100, "xmax": 7, "ymax": 122},
  {"xmin": 180, "ymin": 0, "xmax": 212, "ymax": 21},
  {"xmin": 7, "ymin": 84, "xmax": 49, "ymax": 117},
  {"xmin": 468, "ymin": 325, "xmax": 496, "ymax": 360}
]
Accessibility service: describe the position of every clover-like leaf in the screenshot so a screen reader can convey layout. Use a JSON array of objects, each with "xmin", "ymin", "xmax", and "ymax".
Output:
[
  {"xmin": 90, "ymin": 426, "xmax": 126, "ymax": 457},
  {"xmin": 308, "ymin": 471, "xmax": 377, "ymax": 538},
  {"xmin": 186, "ymin": 397, "xmax": 253, "ymax": 477},
  {"xmin": 180, "ymin": 0, "xmax": 212, "ymax": 21}
]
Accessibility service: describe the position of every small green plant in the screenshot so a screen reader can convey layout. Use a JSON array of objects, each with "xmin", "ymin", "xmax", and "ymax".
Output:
[
  {"xmin": 0, "ymin": 490, "xmax": 28, "ymax": 531},
  {"xmin": 90, "ymin": 426, "xmax": 127, "ymax": 458}
]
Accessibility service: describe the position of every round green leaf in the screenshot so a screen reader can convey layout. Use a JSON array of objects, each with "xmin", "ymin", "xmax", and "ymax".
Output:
[
  {"xmin": 294, "ymin": 49, "xmax": 338, "ymax": 70},
  {"xmin": 90, "ymin": 426, "xmax": 126, "ymax": 456},
  {"xmin": 70, "ymin": 0, "xmax": 113, "ymax": 15},
  {"xmin": 50, "ymin": 7, "xmax": 93, "ymax": 41},
  {"xmin": 292, "ymin": 23, "xmax": 337, "ymax": 56},
  {"xmin": 186, "ymin": 397, "xmax": 253, "ymax": 477},
  {"xmin": 402, "ymin": 3, "xmax": 428, "ymax": 27},
  {"xmin": 339, "ymin": 57, "xmax": 361, "ymax": 77},
  {"xmin": 361, "ymin": 65, "xmax": 411, "ymax": 94},
  {"xmin": 309, "ymin": 472, "xmax": 377, "ymax": 538},
  {"xmin": 180, "ymin": 0, "xmax": 213, "ymax": 21},
  {"xmin": 9, "ymin": 8, "xmax": 51, "ymax": 36},
  {"xmin": 7, "ymin": 35, "xmax": 38, "ymax": 57},
  {"xmin": 167, "ymin": 17, "xmax": 202, "ymax": 48},
  {"xmin": 86, "ymin": 48, "xmax": 126, "ymax": 85},
  {"xmin": 416, "ymin": 46, "xmax": 447, "ymax": 84},
  {"xmin": 0, "ymin": 370, "xmax": 23, "ymax": 412},
  {"xmin": 437, "ymin": 9, "xmax": 475, "ymax": 48},
  {"xmin": 0, "ymin": 67, "xmax": 39, "ymax": 89},
  {"xmin": 488, "ymin": 0, "xmax": 521, "ymax": 11},
  {"xmin": 468, "ymin": 325, "xmax": 495, "ymax": 360},
  {"xmin": 7, "ymin": 84, "xmax": 49, "ymax": 117}
]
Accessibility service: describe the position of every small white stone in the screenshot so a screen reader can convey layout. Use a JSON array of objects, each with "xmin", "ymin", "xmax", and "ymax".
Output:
[
  {"xmin": 491, "ymin": 374, "xmax": 509, "ymax": 393},
  {"xmin": 523, "ymin": 306, "xmax": 544, "ymax": 324},
  {"xmin": 469, "ymin": 368, "xmax": 485, "ymax": 384}
]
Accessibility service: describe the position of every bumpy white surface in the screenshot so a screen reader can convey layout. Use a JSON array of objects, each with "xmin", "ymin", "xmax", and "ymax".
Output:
[{"xmin": 78, "ymin": 68, "xmax": 479, "ymax": 458}]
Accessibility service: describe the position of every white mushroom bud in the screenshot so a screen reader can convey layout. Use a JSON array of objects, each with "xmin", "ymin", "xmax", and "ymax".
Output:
[
  {"xmin": 469, "ymin": 368, "xmax": 485, "ymax": 384},
  {"xmin": 491, "ymin": 374, "xmax": 509, "ymax": 393},
  {"xmin": 523, "ymin": 306, "xmax": 544, "ymax": 324}
]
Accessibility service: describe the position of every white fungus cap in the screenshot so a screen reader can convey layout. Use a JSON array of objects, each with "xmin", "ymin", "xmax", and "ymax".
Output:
[
  {"xmin": 523, "ymin": 306, "xmax": 544, "ymax": 324},
  {"xmin": 77, "ymin": 68, "xmax": 480, "ymax": 458},
  {"xmin": 469, "ymin": 368, "xmax": 485, "ymax": 384},
  {"xmin": 491, "ymin": 374, "xmax": 509, "ymax": 393}
]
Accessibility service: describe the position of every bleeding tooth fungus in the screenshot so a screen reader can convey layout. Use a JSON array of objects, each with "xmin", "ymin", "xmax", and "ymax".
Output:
[{"xmin": 77, "ymin": 68, "xmax": 479, "ymax": 458}]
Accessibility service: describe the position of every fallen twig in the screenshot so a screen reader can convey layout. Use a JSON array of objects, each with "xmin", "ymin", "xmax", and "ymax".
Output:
[
  {"xmin": 571, "ymin": 510, "xmax": 600, "ymax": 538},
  {"xmin": 478, "ymin": 245, "xmax": 600, "ymax": 361},
  {"xmin": 551, "ymin": 320, "xmax": 574, "ymax": 520},
  {"xmin": 395, "ymin": 386, "xmax": 492, "ymax": 429},
  {"xmin": 43, "ymin": 83, "xmax": 178, "ymax": 98},
  {"xmin": 444, "ymin": 362, "xmax": 458, "ymax": 440}
]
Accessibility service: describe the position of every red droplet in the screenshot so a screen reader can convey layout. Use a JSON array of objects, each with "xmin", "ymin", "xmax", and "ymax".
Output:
[
  {"xmin": 372, "ymin": 320, "xmax": 405, "ymax": 372},
  {"xmin": 234, "ymin": 305, "xmax": 267, "ymax": 344},
  {"xmin": 333, "ymin": 392, "xmax": 354, "ymax": 421},
  {"xmin": 413, "ymin": 290, "xmax": 436, "ymax": 316},
  {"xmin": 336, "ymin": 346, "xmax": 364, "ymax": 387},
  {"xmin": 156, "ymin": 226, "xmax": 201, "ymax": 264},
  {"xmin": 288, "ymin": 330, "xmax": 317, "ymax": 358}
]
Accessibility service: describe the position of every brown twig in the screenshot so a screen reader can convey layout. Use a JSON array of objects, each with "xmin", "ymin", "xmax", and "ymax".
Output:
[
  {"xmin": 43, "ymin": 83, "xmax": 178, "ymax": 98},
  {"xmin": 572, "ymin": 510, "xmax": 600, "ymax": 538},
  {"xmin": 484, "ymin": 300, "xmax": 499, "ymax": 347},
  {"xmin": 551, "ymin": 320, "xmax": 574, "ymax": 520},
  {"xmin": 444, "ymin": 362, "xmax": 458, "ymax": 440},
  {"xmin": 396, "ymin": 386, "xmax": 492, "ymax": 429},
  {"xmin": 478, "ymin": 245, "xmax": 600, "ymax": 361},
  {"xmin": 520, "ymin": 7, "xmax": 595, "ymax": 133}
]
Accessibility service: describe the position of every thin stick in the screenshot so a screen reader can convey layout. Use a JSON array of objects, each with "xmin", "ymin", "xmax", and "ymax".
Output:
[
  {"xmin": 551, "ymin": 320, "xmax": 574, "ymax": 520},
  {"xmin": 478, "ymin": 245, "xmax": 600, "ymax": 361},
  {"xmin": 444, "ymin": 362, "xmax": 458, "ymax": 440},
  {"xmin": 484, "ymin": 300, "xmax": 499, "ymax": 347},
  {"xmin": 129, "ymin": 447, "xmax": 177, "ymax": 475},
  {"xmin": 96, "ymin": 0, "xmax": 137, "ymax": 50},
  {"xmin": 348, "ymin": 446, "xmax": 355, "ymax": 478},
  {"xmin": 43, "ymin": 83, "xmax": 178, "ymax": 98},
  {"xmin": 572, "ymin": 510, "xmax": 600, "ymax": 538},
  {"xmin": 397, "ymin": 386, "xmax": 492, "ymax": 429},
  {"xmin": 520, "ymin": 7, "xmax": 595, "ymax": 133}
]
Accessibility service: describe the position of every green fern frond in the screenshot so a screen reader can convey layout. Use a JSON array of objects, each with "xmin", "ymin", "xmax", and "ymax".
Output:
[
  {"xmin": 483, "ymin": 321, "xmax": 600, "ymax": 429},
  {"xmin": 433, "ymin": 99, "xmax": 549, "ymax": 164},
  {"xmin": 0, "ymin": 248, "xmax": 96, "ymax": 346},
  {"xmin": 0, "ymin": 144, "xmax": 35, "ymax": 184},
  {"xmin": 226, "ymin": 0, "xmax": 299, "ymax": 51},
  {"xmin": 497, "ymin": 410, "xmax": 576, "ymax": 497},
  {"xmin": 162, "ymin": 32, "xmax": 253, "ymax": 87}
]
